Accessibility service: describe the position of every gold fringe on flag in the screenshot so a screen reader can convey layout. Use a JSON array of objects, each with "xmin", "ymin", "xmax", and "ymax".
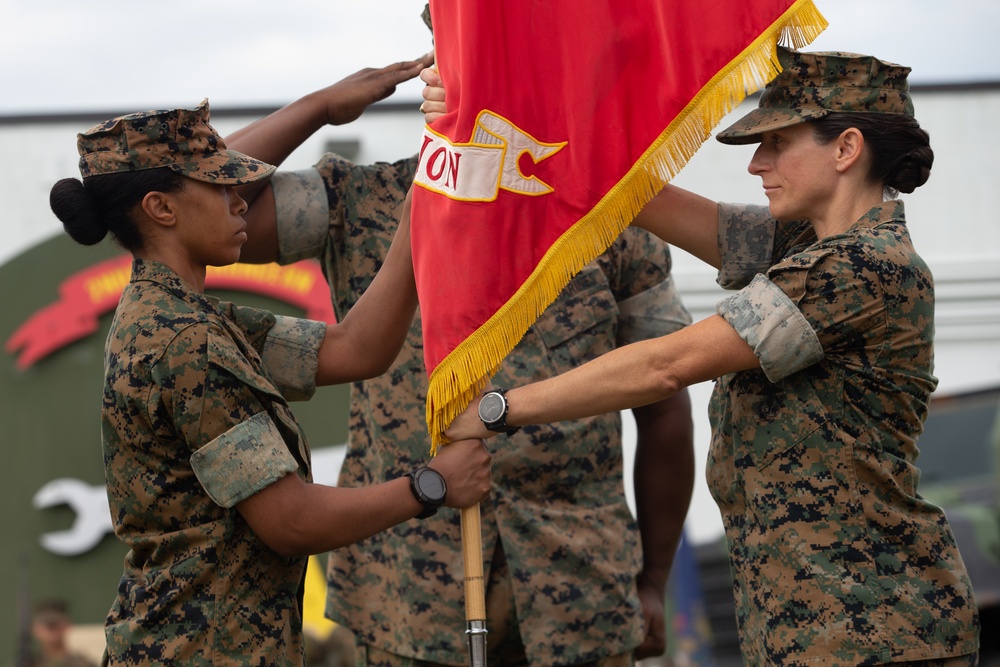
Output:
[{"xmin": 428, "ymin": 0, "xmax": 827, "ymax": 451}]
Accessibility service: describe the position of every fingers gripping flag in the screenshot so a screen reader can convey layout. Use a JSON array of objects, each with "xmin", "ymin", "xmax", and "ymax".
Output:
[{"xmin": 412, "ymin": 0, "xmax": 827, "ymax": 449}]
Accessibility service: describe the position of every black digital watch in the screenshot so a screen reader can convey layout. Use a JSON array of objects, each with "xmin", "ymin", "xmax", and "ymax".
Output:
[{"xmin": 405, "ymin": 466, "xmax": 447, "ymax": 519}]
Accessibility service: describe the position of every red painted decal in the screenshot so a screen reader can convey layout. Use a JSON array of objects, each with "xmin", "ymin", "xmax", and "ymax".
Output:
[{"xmin": 5, "ymin": 256, "xmax": 334, "ymax": 370}]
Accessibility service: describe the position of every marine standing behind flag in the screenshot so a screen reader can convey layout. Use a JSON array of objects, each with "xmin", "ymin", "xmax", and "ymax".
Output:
[{"xmin": 224, "ymin": 41, "xmax": 700, "ymax": 667}]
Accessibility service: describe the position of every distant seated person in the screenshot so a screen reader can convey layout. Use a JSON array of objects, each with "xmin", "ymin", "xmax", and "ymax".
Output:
[{"xmin": 30, "ymin": 599, "xmax": 97, "ymax": 667}]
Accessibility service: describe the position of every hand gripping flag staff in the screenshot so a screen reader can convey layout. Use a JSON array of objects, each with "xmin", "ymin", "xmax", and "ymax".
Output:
[{"xmin": 410, "ymin": 2, "xmax": 827, "ymax": 664}]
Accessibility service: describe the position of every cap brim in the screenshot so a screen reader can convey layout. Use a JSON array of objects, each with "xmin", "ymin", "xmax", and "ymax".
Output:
[
  {"xmin": 715, "ymin": 108, "xmax": 828, "ymax": 145},
  {"xmin": 173, "ymin": 150, "xmax": 276, "ymax": 185}
]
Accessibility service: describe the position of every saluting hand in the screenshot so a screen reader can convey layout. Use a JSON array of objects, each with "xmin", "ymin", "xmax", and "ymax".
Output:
[{"xmin": 321, "ymin": 52, "xmax": 435, "ymax": 126}]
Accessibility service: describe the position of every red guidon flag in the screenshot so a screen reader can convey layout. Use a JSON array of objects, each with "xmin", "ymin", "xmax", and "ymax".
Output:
[{"xmin": 412, "ymin": 0, "xmax": 827, "ymax": 448}]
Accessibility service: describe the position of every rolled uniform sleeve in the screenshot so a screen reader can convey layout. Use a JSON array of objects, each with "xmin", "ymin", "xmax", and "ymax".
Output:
[
  {"xmin": 259, "ymin": 315, "xmax": 325, "ymax": 402},
  {"xmin": 220, "ymin": 301, "xmax": 326, "ymax": 402},
  {"xmin": 716, "ymin": 237, "xmax": 888, "ymax": 383},
  {"xmin": 190, "ymin": 411, "xmax": 298, "ymax": 508},
  {"xmin": 152, "ymin": 323, "xmax": 299, "ymax": 508},
  {"xmin": 271, "ymin": 168, "xmax": 330, "ymax": 264},
  {"xmin": 716, "ymin": 274, "xmax": 823, "ymax": 382}
]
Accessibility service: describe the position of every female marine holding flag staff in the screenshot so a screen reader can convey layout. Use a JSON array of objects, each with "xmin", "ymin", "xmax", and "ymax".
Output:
[
  {"xmin": 432, "ymin": 47, "xmax": 981, "ymax": 666},
  {"xmin": 50, "ymin": 87, "xmax": 492, "ymax": 666}
]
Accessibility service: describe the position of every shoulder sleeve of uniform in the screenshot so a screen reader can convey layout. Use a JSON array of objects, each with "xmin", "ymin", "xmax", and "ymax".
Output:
[
  {"xmin": 217, "ymin": 301, "xmax": 276, "ymax": 353},
  {"xmin": 770, "ymin": 243, "xmax": 887, "ymax": 360},
  {"xmin": 716, "ymin": 203, "xmax": 777, "ymax": 289},
  {"xmin": 155, "ymin": 323, "xmax": 298, "ymax": 507},
  {"xmin": 189, "ymin": 411, "xmax": 299, "ymax": 508},
  {"xmin": 259, "ymin": 315, "xmax": 325, "ymax": 402},
  {"xmin": 217, "ymin": 301, "xmax": 324, "ymax": 401},
  {"xmin": 271, "ymin": 167, "xmax": 331, "ymax": 265},
  {"xmin": 151, "ymin": 322, "xmax": 282, "ymax": 451},
  {"xmin": 716, "ymin": 273, "xmax": 824, "ymax": 382}
]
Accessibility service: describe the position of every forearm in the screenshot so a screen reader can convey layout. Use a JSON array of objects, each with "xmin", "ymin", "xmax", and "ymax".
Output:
[
  {"xmin": 238, "ymin": 437, "xmax": 491, "ymax": 556},
  {"xmin": 447, "ymin": 315, "xmax": 757, "ymax": 442},
  {"xmin": 241, "ymin": 474, "xmax": 423, "ymax": 556},
  {"xmin": 227, "ymin": 92, "xmax": 329, "ymax": 207},
  {"xmin": 294, "ymin": 479, "xmax": 423, "ymax": 552},
  {"xmin": 445, "ymin": 315, "xmax": 760, "ymax": 440},
  {"xmin": 228, "ymin": 92, "xmax": 329, "ymax": 171},
  {"xmin": 633, "ymin": 390, "xmax": 695, "ymax": 593},
  {"xmin": 229, "ymin": 55, "xmax": 433, "ymax": 178},
  {"xmin": 633, "ymin": 184, "xmax": 722, "ymax": 269},
  {"xmin": 509, "ymin": 338, "xmax": 684, "ymax": 424},
  {"xmin": 510, "ymin": 317, "xmax": 744, "ymax": 424}
]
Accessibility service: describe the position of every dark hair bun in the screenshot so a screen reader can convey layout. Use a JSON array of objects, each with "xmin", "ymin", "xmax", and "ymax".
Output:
[
  {"xmin": 49, "ymin": 178, "xmax": 108, "ymax": 246},
  {"xmin": 887, "ymin": 145, "xmax": 933, "ymax": 194}
]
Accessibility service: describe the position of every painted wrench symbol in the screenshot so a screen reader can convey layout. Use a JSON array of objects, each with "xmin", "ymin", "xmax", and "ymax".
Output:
[
  {"xmin": 30, "ymin": 445, "xmax": 346, "ymax": 557},
  {"xmin": 32, "ymin": 478, "xmax": 113, "ymax": 556}
]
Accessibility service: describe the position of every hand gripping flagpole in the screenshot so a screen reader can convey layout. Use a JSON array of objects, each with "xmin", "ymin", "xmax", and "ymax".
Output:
[{"xmin": 461, "ymin": 503, "xmax": 488, "ymax": 667}]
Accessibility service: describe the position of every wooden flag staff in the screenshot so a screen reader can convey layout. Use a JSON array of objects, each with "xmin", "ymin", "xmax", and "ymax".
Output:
[{"xmin": 461, "ymin": 503, "xmax": 488, "ymax": 667}]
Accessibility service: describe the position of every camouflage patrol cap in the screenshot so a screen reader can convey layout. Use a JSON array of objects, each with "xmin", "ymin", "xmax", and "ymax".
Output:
[
  {"xmin": 716, "ymin": 46, "xmax": 914, "ymax": 145},
  {"xmin": 77, "ymin": 99, "xmax": 275, "ymax": 184}
]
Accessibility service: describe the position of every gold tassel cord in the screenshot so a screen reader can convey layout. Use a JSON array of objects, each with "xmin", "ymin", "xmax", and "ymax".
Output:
[{"xmin": 427, "ymin": 0, "xmax": 828, "ymax": 451}]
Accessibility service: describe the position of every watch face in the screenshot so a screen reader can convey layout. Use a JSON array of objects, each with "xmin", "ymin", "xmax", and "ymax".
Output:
[
  {"xmin": 478, "ymin": 393, "xmax": 505, "ymax": 423},
  {"xmin": 416, "ymin": 468, "xmax": 447, "ymax": 502}
]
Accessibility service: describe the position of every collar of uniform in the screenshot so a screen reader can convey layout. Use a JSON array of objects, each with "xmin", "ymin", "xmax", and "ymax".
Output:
[
  {"xmin": 786, "ymin": 199, "xmax": 906, "ymax": 253},
  {"xmin": 129, "ymin": 258, "xmax": 223, "ymax": 311},
  {"xmin": 852, "ymin": 199, "xmax": 906, "ymax": 231},
  {"xmin": 129, "ymin": 258, "xmax": 189, "ymax": 292}
]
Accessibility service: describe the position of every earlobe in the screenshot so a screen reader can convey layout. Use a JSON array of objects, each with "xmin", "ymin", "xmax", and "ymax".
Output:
[{"xmin": 140, "ymin": 191, "xmax": 177, "ymax": 228}]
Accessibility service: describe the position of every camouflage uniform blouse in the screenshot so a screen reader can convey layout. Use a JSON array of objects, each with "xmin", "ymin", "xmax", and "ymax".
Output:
[
  {"xmin": 707, "ymin": 201, "xmax": 980, "ymax": 666},
  {"xmin": 101, "ymin": 259, "xmax": 325, "ymax": 667},
  {"xmin": 270, "ymin": 155, "xmax": 691, "ymax": 666}
]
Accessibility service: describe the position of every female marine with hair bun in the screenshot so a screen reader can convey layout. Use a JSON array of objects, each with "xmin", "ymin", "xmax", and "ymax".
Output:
[
  {"xmin": 50, "ymin": 97, "xmax": 491, "ymax": 666},
  {"xmin": 438, "ymin": 48, "xmax": 980, "ymax": 666}
]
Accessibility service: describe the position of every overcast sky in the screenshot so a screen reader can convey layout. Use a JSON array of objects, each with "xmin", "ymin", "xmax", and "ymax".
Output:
[{"xmin": 2, "ymin": 0, "xmax": 998, "ymax": 116}]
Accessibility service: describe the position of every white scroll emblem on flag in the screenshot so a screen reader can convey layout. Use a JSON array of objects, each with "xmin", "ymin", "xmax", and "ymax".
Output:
[{"xmin": 414, "ymin": 110, "xmax": 566, "ymax": 202}]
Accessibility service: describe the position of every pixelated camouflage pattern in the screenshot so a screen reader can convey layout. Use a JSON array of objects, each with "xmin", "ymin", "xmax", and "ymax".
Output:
[
  {"xmin": 717, "ymin": 273, "xmax": 824, "ymax": 382},
  {"xmin": 101, "ymin": 259, "xmax": 318, "ymax": 666},
  {"xmin": 258, "ymin": 315, "xmax": 324, "ymax": 402},
  {"xmin": 893, "ymin": 655, "xmax": 979, "ymax": 667},
  {"xmin": 189, "ymin": 411, "xmax": 300, "ymax": 508},
  {"xmin": 705, "ymin": 201, "xmax": 980, "ymax": 665},
  {"xmin": 354, "ymin": 542, "xmax": 636, "ymax": 667},
  {"xmin": 270, "ymin": 155, "xmax": 690, "ymax": 666},
  {"xmin": 715, "ymin": 203, "xmax": 784, "ymax": 289},
  {"xmin": 717, "ymin": 46, "xmax": 914, "ymax": 145},
  {"xmin": 77, "ymin": 99, "xmax": 275, "ymax": 184},
  {"xmin": 360, "ymin": 641, "xmax": 633, "ymax": 667}
]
